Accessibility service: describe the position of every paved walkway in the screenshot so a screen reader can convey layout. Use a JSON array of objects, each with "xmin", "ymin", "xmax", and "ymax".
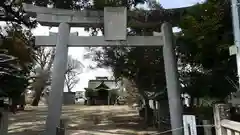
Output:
[{"xmin": 8, "ymin": 105, "xmax": 160, "ymax": 135}]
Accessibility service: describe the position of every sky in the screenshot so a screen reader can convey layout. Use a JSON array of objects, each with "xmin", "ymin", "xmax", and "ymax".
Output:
[
  {"xmin": 31, "ymin": 0, "xmax": 201, "ymax": 92},
  {"xmin": 159, "ymin": 0, "xmax": 203, "ymax": 8}
]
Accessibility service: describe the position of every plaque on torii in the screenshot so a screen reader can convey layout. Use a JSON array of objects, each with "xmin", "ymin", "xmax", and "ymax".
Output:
[{"xmin": 23, "ymin": 4, "xmax": 183, "ymax": 135}]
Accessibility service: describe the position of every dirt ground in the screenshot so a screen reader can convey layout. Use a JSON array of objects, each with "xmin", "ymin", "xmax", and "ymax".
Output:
[{"xmin": 8, "ymin": 105, "xmax": 161, "ymax": 135}]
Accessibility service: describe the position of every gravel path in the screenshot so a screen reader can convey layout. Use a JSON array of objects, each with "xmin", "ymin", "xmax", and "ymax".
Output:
[{"xmin": 8, "ymin": 105, "xmax": 160, "ymax": 135}]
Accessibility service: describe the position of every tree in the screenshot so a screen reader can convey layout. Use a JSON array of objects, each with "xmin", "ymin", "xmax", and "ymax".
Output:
[
  {"xmin": 0, "ymin": 23, "xmax": 36, "ymax": 107},
  {"xmin": 82, "ymin": 0, "xmax": 190, "ymax": 98},
  {"xmin": 30, "ymin": 47, "xmax": 55, "ymax": 106},
  {"xmin": 85, "ymin": 40, "xmax": 167, "ymax": 124},
  {"xmin": 82, "ymin": 3, "xmax": 185, "ymax": 117},
  {"xmin": 86, "ymin": 0, "xmax": 239, "ymax": 105},
  {"xmin": 176, "ymin": 0, "xmax": 237, "ymax": 100},
  {"xmin": 65, "ymin": 56, "xmax": 84, "ymax": 92},
  {"xmin": 0, "ymin": 0, "xmax": 36, "ymax": 28},
  {"xmin": 122, "ymin": 78, "xmax": 141, "ymax": 105},
  {"xmin": 23, "ymin": 0, "xmax": 148, "ymax": 9},
  {"xmin": 0, "ymin": 0, "xmax": 37, "ymax": 111},
  {"xmin": 31, "ymin": 52, "xmax": 83, "ymax": 106}
]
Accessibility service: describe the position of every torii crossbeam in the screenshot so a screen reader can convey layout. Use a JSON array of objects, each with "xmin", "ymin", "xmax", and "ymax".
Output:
[
  {"xmin": 23, "ymin": 4, "xmax": 183, "ymax": 135},
  {"xmin": 36, "ymin": 35, "xmax": 163, "ymax": 47},
  {"xmin": 23, "ymin": 3, "xmax": 160, "ymax": 28}
]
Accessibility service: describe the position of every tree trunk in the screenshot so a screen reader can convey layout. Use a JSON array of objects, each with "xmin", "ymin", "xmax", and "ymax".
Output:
[{"xmin": 31, "ymin": 87, "xmax": 44, "ymax": 106}]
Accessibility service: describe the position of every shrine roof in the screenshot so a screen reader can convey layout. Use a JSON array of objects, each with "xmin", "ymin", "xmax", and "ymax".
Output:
[
  {"xmin": 87, "ymin": 79, "xmax": 120, "ymax": 89},
  {"xmin": 95, "ymin": 81, "xmax": 110, "ymax": 90}
]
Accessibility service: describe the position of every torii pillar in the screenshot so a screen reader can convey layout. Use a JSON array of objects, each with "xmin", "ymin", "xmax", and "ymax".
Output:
[
  {"xmin": 45, "ymin": 22, "xmax": 70, "ymax": 135},
  {"xmin": 156, "ymin": 24, "xmax": 183, "ymax": 135}
]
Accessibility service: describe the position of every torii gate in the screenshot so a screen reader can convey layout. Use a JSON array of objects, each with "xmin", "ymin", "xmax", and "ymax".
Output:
[{"xmin": 23, "ymin": 4, "xmax": 183, "ymax": 135}]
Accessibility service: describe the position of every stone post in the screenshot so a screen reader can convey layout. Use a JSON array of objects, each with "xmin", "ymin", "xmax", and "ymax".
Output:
[
  {"xmin": 108, "ymin": 91, "xmax": 110, "ymax": 105},
  {"xmin": 213, "ymin": 104, "xmax": 230, "ymax": 135},
  {"xmin": 202, "ymin": 120, "xmax": 212, "ymax": 135},
  {"xmin": 56, "ymin": 119, "xmax": 66, "ymax": 135},
  {"xmin": 45, "ymin": 22, "xmax": 70, "ymax": 135},
  {"xmin": 157, "ymin": 101, "xmax": 161, "ymax": 130},
  {"xmin": 153, "ymin": 100, "xmax": 157, "ymax": 126},
  {"xmin": 161, "ymin": 22, "xmax": 183, "ymax": 135}
]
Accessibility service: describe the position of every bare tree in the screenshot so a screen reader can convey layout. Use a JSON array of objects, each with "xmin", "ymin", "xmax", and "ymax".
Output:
[
  {"xmin": 65, "ymin": 56, "xmax": 84, "ymax": 92},
  {"xmin": 31, "ymin": 51, "xmax": 84, "ymax": 105},
  {"xmin": 31, "ymin": 47, "xmax": 55, "ymax": 106}
]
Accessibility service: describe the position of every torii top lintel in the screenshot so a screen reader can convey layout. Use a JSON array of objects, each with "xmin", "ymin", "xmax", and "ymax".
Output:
[{"xmin": 23, "ymin": 3, "xmax": 161, "ymax": 28}]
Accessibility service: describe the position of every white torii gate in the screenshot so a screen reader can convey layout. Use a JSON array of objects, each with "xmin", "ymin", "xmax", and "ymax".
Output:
[{"xmin": 23, "ymin": 4, "xmax": 183, "ymax": 135}]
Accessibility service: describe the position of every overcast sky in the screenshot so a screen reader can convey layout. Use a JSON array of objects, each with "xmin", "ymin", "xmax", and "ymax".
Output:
[
  {"xmin": 159, "ymin": 0, "xmax": 203, "ymax": 8},
  {"xmin": 31, "ymin": 0, "xmax": 201, "ymax": 92}
]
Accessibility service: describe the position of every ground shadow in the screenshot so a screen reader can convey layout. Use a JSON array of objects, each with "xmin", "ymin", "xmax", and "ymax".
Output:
[{"xmin": 8, "ymin": 105, "xmax": 161, "ymax": 135}]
